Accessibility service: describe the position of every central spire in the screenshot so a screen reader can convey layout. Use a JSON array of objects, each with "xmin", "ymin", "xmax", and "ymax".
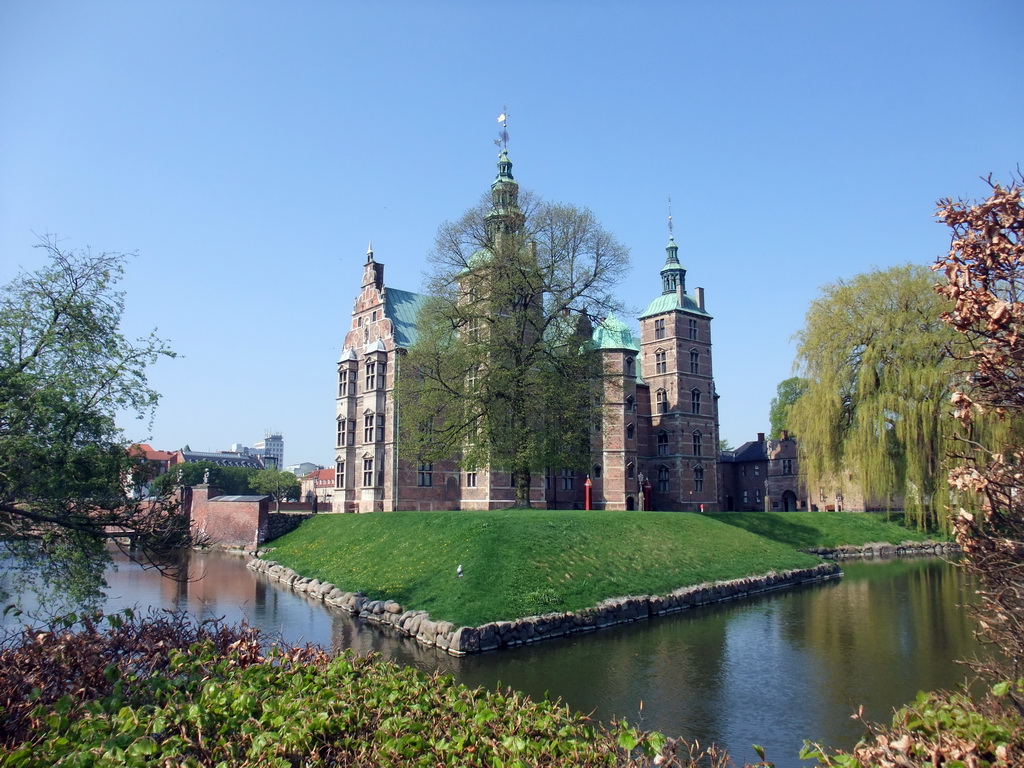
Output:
[{"xmin": 486, "ymin": 109, "xmax": 524, "ymax": 238}]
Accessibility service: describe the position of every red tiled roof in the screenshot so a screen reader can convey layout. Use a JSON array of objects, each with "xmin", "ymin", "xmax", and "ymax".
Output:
[{"xmin": 130, "ymin": 443, "xmax": 176, "ymax": 462}]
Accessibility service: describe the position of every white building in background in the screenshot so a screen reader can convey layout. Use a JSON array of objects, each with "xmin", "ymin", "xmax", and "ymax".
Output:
[
  {"xmin": 254, "ymin": 432, "xmax": 284, "ymax": 469},
  {"xmin": 229, "ymin": 432, "xmax": 284, "ymax": 469}
]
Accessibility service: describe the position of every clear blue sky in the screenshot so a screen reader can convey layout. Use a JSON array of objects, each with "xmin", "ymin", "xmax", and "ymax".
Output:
[{"xmin": 2, "ymin": 1, "xmax": 1020, "ymax": 466}]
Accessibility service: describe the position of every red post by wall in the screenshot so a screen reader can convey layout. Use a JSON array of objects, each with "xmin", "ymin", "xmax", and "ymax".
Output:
[{"xmin": 584, "ymin": 475, "xmax": 593, "ymax": 510}]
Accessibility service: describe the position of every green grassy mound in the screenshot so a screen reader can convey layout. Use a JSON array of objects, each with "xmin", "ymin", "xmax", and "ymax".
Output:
[
  {"xmin": 701, "ymin": 511, "xmax": 937, "ymax": 549},
  {"xmin": 268, "ymin": 510, "xmax": 827, "ymax": 626}
]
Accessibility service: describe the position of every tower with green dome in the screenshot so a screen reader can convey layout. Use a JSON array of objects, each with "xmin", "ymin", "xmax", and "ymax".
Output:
[{"xmin": 633, "ymin": 227, "xmax": 719, "ymax": 511}]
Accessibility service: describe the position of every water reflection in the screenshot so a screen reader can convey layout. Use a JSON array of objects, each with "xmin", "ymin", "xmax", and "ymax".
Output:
[{"xmin": 2, "ymin": 552, "xmax": 978, "ymax": 768}]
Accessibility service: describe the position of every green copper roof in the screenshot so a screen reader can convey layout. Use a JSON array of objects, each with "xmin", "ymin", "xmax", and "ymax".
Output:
[
  {"xmin": 592, "ymin": 314, "xmax": 640, "ymax": 352},
  {"xmin": 384, "ymin": 287, "xmax": 428, "ymax": 348},
  {"xmin": 638, "ymin": 291, "xmax": 711, "ymax": 319}
]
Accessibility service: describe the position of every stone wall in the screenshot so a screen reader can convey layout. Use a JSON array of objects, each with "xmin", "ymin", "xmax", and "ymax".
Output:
[
  {"xmin": 266, "ymin": 511, "xmax": 313, "ymax": 542},
  {"xmin": 803, "ymin": 540, "xmax": 959, "ymax": 559},
  {"xmin": 246, "ymin": 558, "xmax": 840, "ymax": 656}
]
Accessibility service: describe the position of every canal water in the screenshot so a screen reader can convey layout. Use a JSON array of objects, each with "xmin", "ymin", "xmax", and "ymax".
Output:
[{"xmin": 4, "ymin": 552, "xmax": 979, "ymax": 768}]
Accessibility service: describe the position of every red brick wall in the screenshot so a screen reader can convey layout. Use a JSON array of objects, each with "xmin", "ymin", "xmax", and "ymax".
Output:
[{"xmin": 188, "ymin": 486, "xmax": 269, "ymax": 550}]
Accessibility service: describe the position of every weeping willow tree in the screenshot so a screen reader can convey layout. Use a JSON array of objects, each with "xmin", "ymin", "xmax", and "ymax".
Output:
[{"xmin": 789, "ymin": 264, "xmax": 963, "ymax": 528}]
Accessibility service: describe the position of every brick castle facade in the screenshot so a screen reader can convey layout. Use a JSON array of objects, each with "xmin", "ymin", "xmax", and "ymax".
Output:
[{"xmin": 332, "ymin": 150, "xmax": 721, "ymax": 512}]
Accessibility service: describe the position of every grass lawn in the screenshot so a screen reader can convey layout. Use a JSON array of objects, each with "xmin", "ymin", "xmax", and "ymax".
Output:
[
  {"xmin": 701, "ymin": 511, "xmax": 938, "ymax": 549},
  {"xmin": 267, "ymin": 510, "xmax": 837, "ymax": 626}
]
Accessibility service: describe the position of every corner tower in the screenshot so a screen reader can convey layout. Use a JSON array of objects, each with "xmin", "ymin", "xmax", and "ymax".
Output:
[{"xmin": 637, "ymin": 223, "xmax": 719, "ymax": 511}]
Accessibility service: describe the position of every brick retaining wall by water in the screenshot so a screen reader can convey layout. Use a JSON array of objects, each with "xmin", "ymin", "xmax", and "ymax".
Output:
[{"xmin": 246, "ymin": 558, "xmax": 841, "ymax": 656}]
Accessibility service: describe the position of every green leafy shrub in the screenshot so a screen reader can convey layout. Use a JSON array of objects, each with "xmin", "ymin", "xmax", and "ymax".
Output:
[{"xmin": 0, "ymin": 610, "xmax": 772, "ymax": 767}]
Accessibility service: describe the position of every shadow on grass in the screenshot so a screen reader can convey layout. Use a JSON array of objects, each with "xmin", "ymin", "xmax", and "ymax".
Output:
[{"xmin": 699, "ymin": 513, "xmax": 825, "ymax": 549}]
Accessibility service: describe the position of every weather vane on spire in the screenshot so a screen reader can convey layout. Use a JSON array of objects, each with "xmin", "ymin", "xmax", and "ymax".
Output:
[
  {"xmin": 668, "ymin": 196, "xmax": 674, "ymax": 238},
  {"xmin": 494, "ymin": 106, "xmax": 510, "ymax": 154}
]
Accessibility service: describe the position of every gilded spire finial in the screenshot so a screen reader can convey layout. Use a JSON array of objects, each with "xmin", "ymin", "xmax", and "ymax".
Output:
[{"xmin": 494, "ymin": 106, "xmax": 510, "ymax": 154}]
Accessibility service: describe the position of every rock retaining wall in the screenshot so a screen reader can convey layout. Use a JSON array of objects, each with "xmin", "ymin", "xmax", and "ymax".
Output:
[
  {"xmin": 246, "ymin": 559, "xmax": 841, "ymax": 656},
  {"xmin": 803, "ymin": 540, "xmax": 960, "ymax": 559},
  {"xmin": 265, "ymin": 511, "xmax": 313, "ymax": 542}
]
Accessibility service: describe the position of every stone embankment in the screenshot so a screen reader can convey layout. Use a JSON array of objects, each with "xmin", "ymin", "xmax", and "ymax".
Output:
[
  {"xmin": 803, "ymin": 540, "xmax": 959, "ymax": 559},
  {"xmin": 246, "ymin": 558, "xmax": 840, "ymax": 656}
]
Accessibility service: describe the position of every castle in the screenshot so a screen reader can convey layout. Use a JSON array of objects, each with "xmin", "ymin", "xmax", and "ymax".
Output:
[{"xmin": 333, "ymin": 148, "xmax": 721, "ymax": 512}]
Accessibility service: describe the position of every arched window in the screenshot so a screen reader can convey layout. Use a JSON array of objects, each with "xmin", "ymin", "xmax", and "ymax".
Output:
[
  {"xmin": 625, "ymin": 357, "xmax": 635, "ymax": 376},
  {"xmin": 626, "ymin": 423, "xmax": 635, "ymax": 440},
  {"xmin": 657, "ymin": 431, "xmax": 669, "ymax": 456},
  {"xmin": 690, "ymin": 348, "xmax": 700, "ymax": 374},
  {"xmin": 656, "ymin": 389, "xmax": 668, "ymax": 414},
  {"xmin": 627, "ymin": 462, "xmax": 635, "ymax": 480},
  {"xmin": 691, "ymin": 388, "xmax": 701, "ymax": 415},
  {"xmin": 692, "ymin": 430, "xmax": 703, "ymax": 457},
  {"xmin": 593, "ymin": 464, "xmax": 602, "ymax": 479},
  {"xmin": 693, "ymin": 465, "xmax": 704, "ymax": 492},
  {"xmin": 626, "ymin": 395, "xmax": 635, "ymax": 412},
  {"xmin": 657, "ymin": 465, "xmax": 670, "ymax": 492}
]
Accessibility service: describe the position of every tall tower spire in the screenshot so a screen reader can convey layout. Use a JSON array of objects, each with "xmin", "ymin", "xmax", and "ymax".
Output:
[
  {"xmin": 661, "ymin": 198, "xmax": 686, "ymax": 295},
  {"xmin": 486, "ymin": 108, "xmax": 524, "ymax": 238}
]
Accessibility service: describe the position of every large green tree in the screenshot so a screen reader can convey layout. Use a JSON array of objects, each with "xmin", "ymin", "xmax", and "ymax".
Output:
[
  {"xmin": 397, "ymin": 180, "xmax": 630, "ymax": 507},
  {"xmin": 768, "ymin": 376, "xmax": 809, "ymax": 439},
  {"xmin": 0, "ymin": 237, "xmax": 180, "ymax": 606},
  {"xmin": 788, "ymin": 264, "xmax": 960, "ymax": 528},
  {"xmin": 247, "ymin": 468, "xmax": 300, "ymax": 510}
]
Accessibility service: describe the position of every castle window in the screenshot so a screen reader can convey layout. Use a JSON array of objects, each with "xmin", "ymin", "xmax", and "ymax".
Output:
[
  {"xmin": 466, "ymin": 471, "xmax": 478, "ymax": 488},
  {"xmin": 365, "ymin": 361, "xmax": 376, "ymax": 390},
  {"xmin": 783, "ymin": 458, "xmax": 793, "ymax": 475},
  {"xmin": 627, "ymin": 462, "xmax": 635, "ymax": 480},
  {"xmin": 694, "ymin": 465, "xmax": 704, "ymax": 492},
  {"xmin": 337, "ymin": 420, "xmax": 344, "ymax": 447},
  {"xmin": 743, "ymin": 489, "xmax": 749, "ymax": 504},
  {"xmin": 378, "ymin": 361, "xmax": 387, "ymax": 387},
  {"xmin": 593, "ymin": 464, "xmax": 602, "ymax": 479},
  {"xmin": 655, "ymin": 350, "xmax": 667, "ymax": 374},
  {"xmin": 657, "ymin": 466, "xmax": 669, "ymax": 492},
  {"xmin": 689, "ymin": 318, "xmax": 698, "ymax": 340},
  {"xmin": 346, "ymin": 420, "xmax": 355, "ymax": 446},
  {"xmin": 417, "ymin": 462, "xmax": 433, "ymax": 487},
  {"xmin": 363, "ymin": 458, "xmax": 374, "ymax": 486},
  {"xmin": 690, "ymin": 349, "xmax": 699, "ymax": 374},
  {"xmin": 658, "ymin": 431, "xmax": 669, "ymax": 456},
  {"xmin": 691, "ymin": 389, "xmax": 701, "ymax": 415},
  {"xmin": 626, "ymin": 395, "xmax": 635, "ymax": 412},
  {"xmin": 336, "ymin": 461, "xmax": 345, "ymax": 488},
  {"xmin": 371, "ymin": 310, "xmax": 378, "ymax": 322},
  {"xmin": 338, "ymin": 370, "xmax": 348, "ymax": 397},
  {"xmin": 375, "ymin": 413, "xmax": 385, "ymax": 442},
  {"xmin": 561, "ymin": 469, "xmax": 574, "ymax": 490},
  {"xmin": 692, "ymin": 430, "xmax": 703, "ymax": 457},
  {"xmin": 654, "ymin": 318, "xmax": 666, "ymax": 340},
  {"xmin": 657, "ymin": 389, "xmax": 668, "ymax": 414},
  {"xmin": 754, "ymin": 464, "xmax": 760, "ymax": 476},
  {"xmin": 625, "ymin": 357, "xmax": 635, "ymax": 376},
  {"xmin": 363, "ymin": 414, "xmax": 374, "ymax": 442},
  {"xmin": 755, "ymin": 489, "xmax": 762, "ymax": 504},
  {"xmin": 626, "ymin": 423, "xmax": 635, "ymax": 440}
]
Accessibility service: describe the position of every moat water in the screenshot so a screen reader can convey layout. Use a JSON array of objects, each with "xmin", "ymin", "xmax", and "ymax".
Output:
[{"xmin": 3, "ymin": 551, "xmax": 979, "ymax": 768}]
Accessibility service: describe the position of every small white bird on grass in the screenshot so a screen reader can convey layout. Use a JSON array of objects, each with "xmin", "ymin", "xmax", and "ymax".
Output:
[{"xmin": 457, "ymin": 564, "xmax": 464, "ymax": 578}]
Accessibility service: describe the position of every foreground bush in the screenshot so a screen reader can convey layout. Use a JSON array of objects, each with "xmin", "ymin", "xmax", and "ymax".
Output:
[
  {"xmin": 803, "ymin": 682, "xmax": 1023, "ymax": 768},
  {"xmin": 0, "ymin": 610, "xmax": 766, "ymax": 768}
]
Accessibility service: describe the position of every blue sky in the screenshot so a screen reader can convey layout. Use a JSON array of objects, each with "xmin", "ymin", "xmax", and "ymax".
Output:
[{"xmin": 2, "ymin": 1, "xmax": 1021, "ymax": 467}]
